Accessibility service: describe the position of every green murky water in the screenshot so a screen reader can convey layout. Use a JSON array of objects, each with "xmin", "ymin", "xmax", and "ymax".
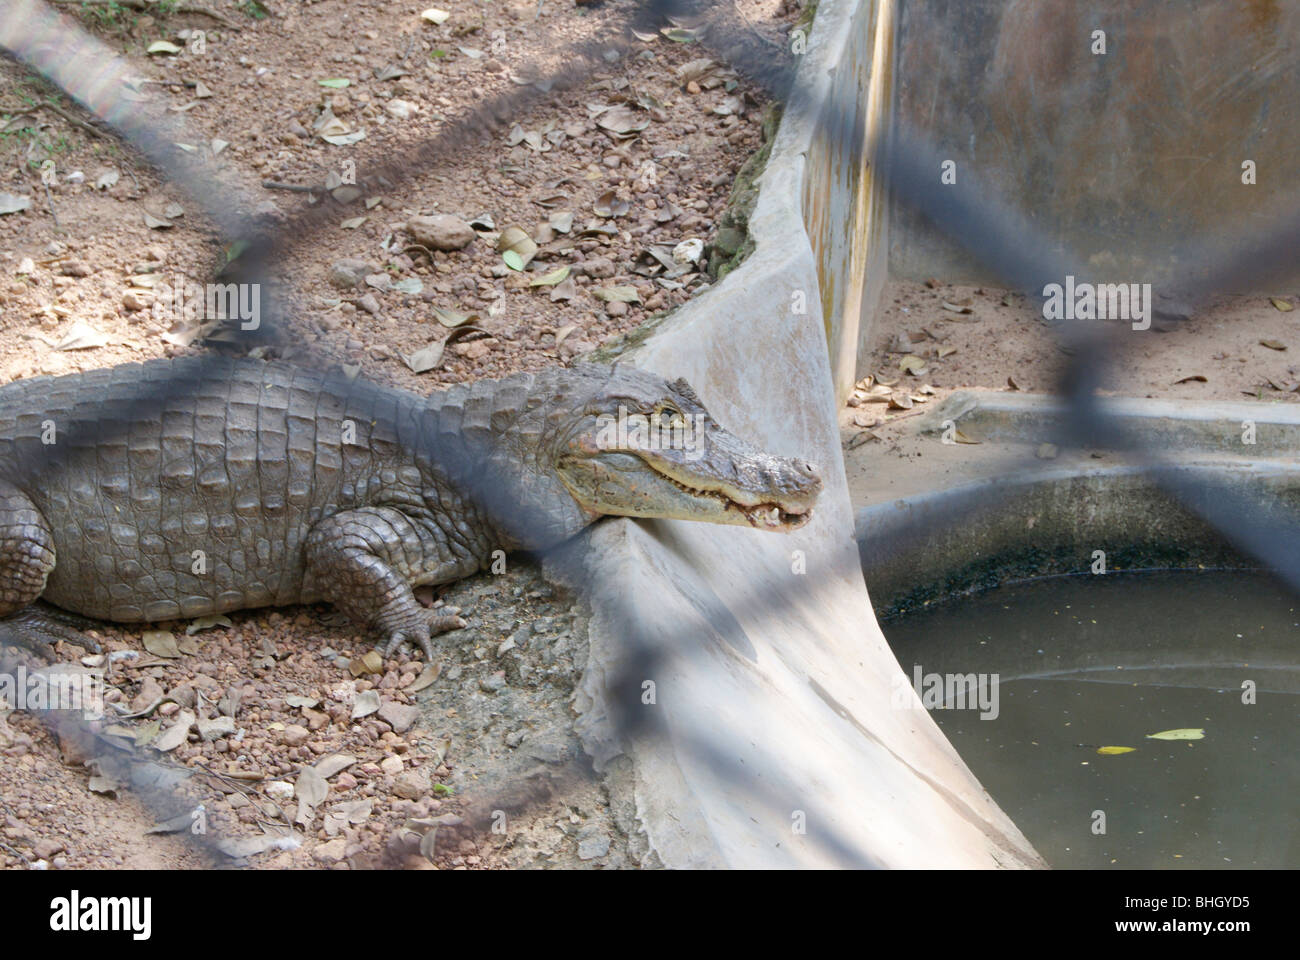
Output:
[{"xmin": 882, "ymin": 571, "xmax": 1300, "ymax": 869}]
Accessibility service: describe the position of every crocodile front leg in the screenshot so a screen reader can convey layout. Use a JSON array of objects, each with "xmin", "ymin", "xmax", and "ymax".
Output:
[
  {"xmin": 0, "ymin": 482, "xmax": 100, "ymax": 658},
  {"xmin": 304, "ymin": 507, "xmax": 473, "ymax": 661}
]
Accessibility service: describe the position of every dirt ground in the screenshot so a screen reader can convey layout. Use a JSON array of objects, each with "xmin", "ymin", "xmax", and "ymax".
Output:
[
  {"xmin": 0, "ymin": 0, "xmax": 797, "ymax": 869},
  {"xmin": 841, "ymin": 279, "xmax": 1300, "ymax": 462}
]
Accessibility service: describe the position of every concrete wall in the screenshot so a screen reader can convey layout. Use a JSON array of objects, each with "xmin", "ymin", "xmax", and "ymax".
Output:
[
  {"xmin": 889, "ymin": 0, "xmax": 1300, "ymax": 289},
  {"xmin": 802, "ymin": 0, "xmax": 896, "ymax": 398},
  {"xmin": 574, "ymin": 0, "xmax": 1043, "ymax": 868}
]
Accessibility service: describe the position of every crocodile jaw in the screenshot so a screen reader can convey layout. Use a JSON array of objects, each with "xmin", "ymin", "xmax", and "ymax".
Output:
[{"xmin": 556, "ymin": 452, "xmax": 820, "ymax": 532}]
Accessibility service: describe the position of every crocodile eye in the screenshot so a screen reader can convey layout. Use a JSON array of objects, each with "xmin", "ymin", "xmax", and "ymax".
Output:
[{"xmin": 653, "ymin": 403, "xmax": 685, "ymax": 431}]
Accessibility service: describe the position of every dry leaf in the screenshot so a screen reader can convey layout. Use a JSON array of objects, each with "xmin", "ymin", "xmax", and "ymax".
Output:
[
  {"xmin": 595, "ymin": 105, "xmax": 649, "ymax": 137},
  {"xmin": 899, "ymin": 355, "xmax": 928, "ymax": 376},
  {"xmin": 351, "ymin": 690, "xmax": 381, "ymax": 719},
  {"xmin": 1269, "ymin": 297, "xmax": 1293, "ymax": 312},
  {"xmin": 497, "ymin": 226, "xmax": 538, "ymax": 268},
  {"xmin": 55, "ymin": 322, "xmax": 109, "ymax": 351},
  {"xmin": 530, "ymin": 265, "xmax": 571, "ymax": 287},
  {"xmin": 1260, "ymin": 339, "xmax": 1287, "ymax": 351},
  {"xmin": 593, "ymin": 190, "xmax": 630, "ymax": 218},
  {"xmin": 142, "ymin": 630, "xmax": 181, "ymax": 658},
  {"xmin": 591, "ymin": 285, "xmax": 641, "ymax": 303},
  {"xmin": 1173, "ymin": 374, "xmax": 1207, "ymax": 384}
]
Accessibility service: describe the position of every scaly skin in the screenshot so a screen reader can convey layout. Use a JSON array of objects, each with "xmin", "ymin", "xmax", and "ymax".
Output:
[{"xmin": 0, "ymin": 357, "xmax": 821, "ymax": 661}]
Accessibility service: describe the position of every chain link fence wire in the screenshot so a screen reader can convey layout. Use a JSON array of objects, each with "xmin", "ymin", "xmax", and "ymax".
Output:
[{"xmin": 0, "ymin": 0, "xmax": 1295, "ymax": 867}]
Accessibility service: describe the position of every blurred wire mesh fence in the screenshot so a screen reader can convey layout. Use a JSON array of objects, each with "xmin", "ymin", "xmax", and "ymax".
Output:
[{"xmin": 0, "ymin": 0, "xmax": 1296, "ymax": 867}]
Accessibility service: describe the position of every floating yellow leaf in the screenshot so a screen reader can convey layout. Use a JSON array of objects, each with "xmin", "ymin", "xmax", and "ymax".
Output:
[
  {"xmin": 1097, "ymin": 746, "xmax": 1136, "ymax": 756},
  {"xmin": 1145, "ymin": 728, "xmax": 1205, "ymax": 741},
  {"xmin": 1270, "ymin": 297, "xmax": 1294, "ymax": 312}
]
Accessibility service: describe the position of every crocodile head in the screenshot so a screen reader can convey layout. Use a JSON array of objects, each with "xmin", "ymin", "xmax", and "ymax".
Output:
[{"xmin": 542, "ymin": 364, "xmax": 823, "ymax": 533}]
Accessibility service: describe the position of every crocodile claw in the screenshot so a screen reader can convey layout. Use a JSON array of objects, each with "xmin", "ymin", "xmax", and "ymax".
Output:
[
  {"xmin": 376, "ymin": 611, "xmax": 468, "ymax": 662},
  {"xmin": 0, "ymin": 605, "xmax": 102, "ymax": 660}
]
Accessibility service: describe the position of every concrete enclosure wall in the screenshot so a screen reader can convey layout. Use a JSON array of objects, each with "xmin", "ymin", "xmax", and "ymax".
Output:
[
  {"xmin": 802, "ymin": 0, "xmax": 895, "ymax": 399},
  {"xmin": 573, "ymin": 0, "xmax": 1043, "ymax": 868},
  {"xmin": 889, "ymin": 0, "xmax": 1300, "ymax": 288}
]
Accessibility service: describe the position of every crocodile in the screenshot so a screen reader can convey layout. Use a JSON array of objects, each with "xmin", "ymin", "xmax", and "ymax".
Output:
[{"xmin": 0, "ymin": 357, "xmax": 821, "ymax": 662}]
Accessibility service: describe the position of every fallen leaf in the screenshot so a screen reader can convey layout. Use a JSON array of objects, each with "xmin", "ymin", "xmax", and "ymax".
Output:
[
  {"xmin": 408, "ymin": 663, "xmax": 441, "ymax": 693},
  {"xmin": 295, "ymin": 766, "xmax": 328, "ymax": 827},
  {"xmin": 431, "ymin": 306, "xmax": 476, "ymax": 327},
  {"xmin": 94, "ymin": 170, "xmax": 120, "ymax": 191},
  {"xmin": 549, "ymin": 277, "xmax": 578, "ymax": 302},
  {"xmin": 1270, "ymin": 297, "xmax": 1294, "ymax": 312},
  {"xmin": 152, "ymin": 711, "xmax": 195, "ymax": 752},
  {"xmin": 321, "ymin": 130, "xmax": 367, "ymax": 146},
  {"xmin": 888, "ymin": 394, "xmax": 913, "ymax": 410},
  {"xmin": 593, "ymin": 190, "xmax": 630, "ymax": 218},
  {"xmin": 142, "ymin": 211, "xmax": 173, "ymax": 230},
  {"xmin": 1260, "ymin": 339, "xmax": 1287, "ymax": 351},
  {"xmin": 953, "ymin": 428, "xmax": 981, "ymax": 444},
  {"xmin": 351, "ymin": 690, "xmax": 381, "ymax": 719},
  {"xmin": 318, "ymin": 78, "xmax": 351, "ymax": 89},
  {"xmin": 215, "ymin": 832, "xmax": 295, "ymax": 859},
  {"xmin": 193, "ymin": 80, "xmax": 213, "ymax": 98},
  {"xmin": 340, "ymin": 216, "xmax": 367, "ymax": 230},
  {"xmin": 314, "ymin": 754, "xmax": 358, "ymax": 779},
  {"xmin": 1145, "ymin": 728, "xmax": 1205, "ymax": 741},
  {"xmin": 142, "ymin": 630, "xmax": 180, "ymax": 658},
  {"xmin": 497, "ymin": 225, "xmax": 538, "ymax": 268},
  {"xmin": 1173, "ymin": 374, "xmax": 1207, "ymax": 384},
  {"xmin": 937, "ymin": 345, "xmax": 958, "ymax": 358},
  {"xmin": 941, "ymin": 301, "xmax": 973, "ymax": 314},
  {"xmin": 421, "ymin": 8, "xmax": 450, "ymax": 24},
  {"xmin": 530, "ymin": 265, "xmax": 571, "ymax": 287},
  {"xmin": 55, "ymin": 322, "xmax": 109, "ymax": 351},
  {"xmin": 661, "ymin": 26, "xmax": 703, "ymax": 42},
  {"xmin": 186, "ymin": 615, "xmax": 232, "ymax": 635},
  {"xmin": 591, "ymin": 285, "xmax": 641, "ymax": 303},
  {"xmin": 899, "ymin": 355, "xmax": 928, "ymax": 376},
  {"xmin": 1097, "ymin": 746, "xmax": 1136, "ymax": 756},
  {"xmin": 146, "ymin": 41, "xmax": 183, "ymax": 55},
  {"xmin": 595, "ymin": 106, "xmax": 649, "ymax": 138}
]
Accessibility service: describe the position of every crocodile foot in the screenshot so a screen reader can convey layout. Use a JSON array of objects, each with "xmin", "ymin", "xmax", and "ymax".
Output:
[
  {"xmin": 376, "ymin": 606, "xmax": 468, "ymax": 661},
  {"xmin": 0, "ymin": 604, "xmax": 102, "ymax": 660}
]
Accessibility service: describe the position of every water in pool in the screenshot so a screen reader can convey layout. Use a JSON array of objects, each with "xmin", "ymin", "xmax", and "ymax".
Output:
[{"xmin": 881, "ymin": 570, "xmax": 1299, "ymax": 869}]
